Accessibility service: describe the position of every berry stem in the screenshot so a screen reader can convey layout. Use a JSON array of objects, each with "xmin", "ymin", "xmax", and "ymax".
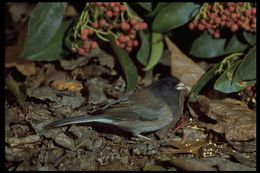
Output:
[{"xmin": 216, "ymin": 53, "xmax": 243, "ymax": 74}]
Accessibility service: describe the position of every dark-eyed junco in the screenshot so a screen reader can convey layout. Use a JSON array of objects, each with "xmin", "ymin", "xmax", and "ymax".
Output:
[{"xmin": 45, "ymin": 77, "xmax": 184, "ymax": 139}]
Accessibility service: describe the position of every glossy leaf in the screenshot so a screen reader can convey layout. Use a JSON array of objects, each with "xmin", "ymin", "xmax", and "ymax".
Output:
[
  {"xmin": 148, "ymin": 2, "xmax": 168, "ymax": 17},
  {"xmin": 24, "ymin": 20, "xmax": 73, "ymax": 61},
  {"xmin": 110, "ymin": 37, "xmax": 138, "ymax": 91},
  {"xmin": 214, "ymin": 61, "xmax": 255, "ymax": 93},
  {"xmin": 243, "ymin": 31, "xmax": 256, "ymax": 46},
  {"xmin": 137, "ymin": 31, "xmax": 150, "ymax": 65},
  {"xmin": 234, "ymin": 46, "xmax": 256, "ymax": 82},
  {"xmin": 190, "ymin": 32, "xmax": 226, "ymax": 58},
  {"xmin": 23, "ymin": 3, "xmax": 67, "ymax": 59},
  {"xmin": 143, "ymin": 32, "xmax": 164, "ymax": 71},
  {"xmin": 153, "ymin": 2, "xmax": 199, "ymax": 33},
  {"xmin": 190, "ymin": 32, "xmax": 250, "ymax": 58},
  {"xmin": 224, "ymin": 34, "xmax": 248, "ymax": 54}
]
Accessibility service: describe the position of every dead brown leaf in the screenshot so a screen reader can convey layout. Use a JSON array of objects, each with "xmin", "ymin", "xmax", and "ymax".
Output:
[
  {"xmin": 196, "ymin": 95, "xmax": 256, "ymax": 141},
  {"xmin": 50, "ymin": 80, "xmax": 83, "ymax": 92},
  {"xmin": 5, "ymin": 24, "xmax": 36, "ymax": 76},
  {"xmin": 165, "ymin": 36, "xmax": 205, "ymax": 88}
]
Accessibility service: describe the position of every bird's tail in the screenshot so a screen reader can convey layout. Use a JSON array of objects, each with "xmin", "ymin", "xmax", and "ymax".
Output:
[{"xmin": 45, "ymin": 115, "xmax": 114, "ymax": 129}]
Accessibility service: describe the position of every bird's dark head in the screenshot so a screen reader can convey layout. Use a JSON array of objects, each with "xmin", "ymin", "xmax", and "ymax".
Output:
[{"xmin": 151, "ymin": 77, "xmax": 182, "ymax": 110}]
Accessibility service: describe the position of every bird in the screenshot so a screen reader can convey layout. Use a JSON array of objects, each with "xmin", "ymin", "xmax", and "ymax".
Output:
[{"xmin": 45, "ymin": 77, "xmax": 184, "ymax": 140}]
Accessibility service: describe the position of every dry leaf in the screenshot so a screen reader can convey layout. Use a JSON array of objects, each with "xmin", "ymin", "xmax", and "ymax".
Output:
[
  {"xmin": 165, "ymin": 36, "xmax": 205, "ymax": 88},
  {"xmin": 5, "ymin": 24, "xmax": 36, "ymax": 76},
  {"xmin": 50, "ymin": 80, "xmax": 83, "ymax": 92},
  {"xmin": 196, "ymin": 95, "xmax": 256, "ymax": 141}
]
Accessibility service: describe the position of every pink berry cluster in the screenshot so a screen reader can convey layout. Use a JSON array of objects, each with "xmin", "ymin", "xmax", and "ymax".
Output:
[
  {"xmin": 78, "ymin": 29, "xmax": 98, "ymax": 56},
  {"xmin": 115, "ymin": 17, "xmax": 147, "ymax": 52},
  {"xmin": 189, "ymin": 2, "xmax": 256, "ymax": 38},
  {"xmin": 74, "ymin": 2, "xmax": 148, "ymax": 56}
]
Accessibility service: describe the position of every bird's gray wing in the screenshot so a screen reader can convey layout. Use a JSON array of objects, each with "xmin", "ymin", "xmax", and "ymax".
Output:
[{"xmin": 103, "ymin": 89, "xmax": 167, "ymax": 121}]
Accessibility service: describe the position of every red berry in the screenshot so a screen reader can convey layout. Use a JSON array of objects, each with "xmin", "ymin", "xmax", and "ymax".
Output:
[
  {"xmin": 208, "ymin": 13, "xmax": 217, "ymax": 20},
  {"xmin": 129, "ymin": 29, "xmax": 136, "ymax": 34},
  {"xmin": 226, "ymin": 21, "xmax": 232, "ymax": 28},
  {"xmin": 126, "ymin": 40, "xmax": 133, "ymax": 47},
  {"xmin": 109, "ymin": 2, "xmax": 116, "ymax": 7},
  {"xmin": 141, "ymin": 22, "xmax": 148, "ymax": 30},
  {"xmin": 99, "ymin": 18, "xmax": 107, "ymax": 27},
  {"xmin": 213, "ymin": 31, "xmax": 220, "ymax": 38},
  {"xmin": 133, "ymin": 23, "xmax": 140, "ymax": 30},
  {"xmin": 115, "ymin": 40, "xmax": 121, "ymax": 47},
  {"xmin": 95, "ymin": 2, "xmax": 102, "ymax": 6},
  {"xmin": 221, "ymin": 15, "xmax": 228, "ymax": 21},
  {"xmin": 90, "ymin": 41, "xmax": 98, "ymax": 49},
  {"xmin": 251, "ymin": 8, "xmax": 256, "ymax": 15},
  {"xmin": 78, "ymin": 48, "xmax": 86, "ymax": 56},
  {"xmin": 120, "ymin": 22, "xmax": 130, "ymax": 30},
  {"xmin": 81, "ymin": 34, "xmax": 87, "ymax": 41},
  {"xmin": 120, "ymin": 5, "xmax": 127, "ymax": 12},
  {"xmin": 133, "ymin": 40, "xmax": 139, "ymax": 47},
  {"xmin": 130, "ymin": 18, "xmax": 137, "ymax": 25},
  {"xmin": 198, "ymin": 23, "xmax": 206, "ymax": 31},
  {"xmin": 189, "ymin": 22, "xmax": 195, "ymax": 30},
  {"xmin": 220, "ymin": 21, "xmax": 226, "ymax": 27},
  {"xmin": 231, "ymin": 23, "xmax": 239, "ymax": 32},
  {"xmin": 228, "ymin": 6, "xmax": 236, "ymax": 12},
  {"xmin": 214, "ymin": 17, "xmax": 221, "ymax": 24},
  {"xmin": 113, "ymin": 11, "xmax": 119, "ymax": 16},
  {"xmin": 227, "ymin": 2, "xmax": 234, "ymax": 7},
  {"xmin": 231, "ymin": 13, "xmax": 238, "ymax": 19},
  {"xmin": 119, "ymin": 35, "xmax": 126, "ymax": 42},
  {"xmin": 106, "ymin": 10, "xmax": 113, "ymax": 18},
  {"xmin": 82, "ymin": 42, "xmax": 88, "ymax": 49},
  {"xmin": 245, "ymin": 9, "xmax": 251, "ymax": 16},
  {"xmin": 91, "ymin": 21, "xmax": 99, "ymax": 29},
  {"xmin": 82, "ymin": 29, "xmax": 89, "ymax": 35},
  {"xmin": 113, "ymin": 6, "xmax": 120, "ymax": 12}
]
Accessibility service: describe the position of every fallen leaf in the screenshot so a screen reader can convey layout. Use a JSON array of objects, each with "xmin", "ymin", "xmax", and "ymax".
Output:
[
  {"xmin": 165, "ymin": 36, "xmax": 205, "ymax": 88},
  {"xmin": 196, "ymin": 95, "xmax": 256, "ymax": 141},
  {"xmin": 50, "ymin": 80, "xmax": 83, "ymax": 92}
]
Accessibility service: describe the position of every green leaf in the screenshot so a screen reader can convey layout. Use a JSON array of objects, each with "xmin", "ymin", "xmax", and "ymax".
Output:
[
  {"xmin": 23, "ymin": 3, "xmax": 67, "ymax": 59},
  {"xmin": 148, "ymin": 3, "xmax": 168, "ymax": 17},
  {"xmin": 190, "ymin": 31, "xmax": 226, "ymax": 58},
  {"xmin": 190, "ymin": 32, "xmax": 249, "ymax": 58},
  {"xmin": 143, "ymin": 32, "xmax": 164, "ymax": 71},
  {"xmin": 137, "ymin": 31, "xmax": 150, "ymax": 65},
  {"xmin": 6, "ymin": 78, "xmax": 27, "ymax": 104},
  {"xmin": 234, "ymin": 46, "xmax": 256, "ymax": 82},
  {"xmin": 153, "ymin": 2, "xmax": 199, "ymax": 33},
  {"xmin": 24, "ymin": 20, "xmax": 73, "ymax": 61},
  {"xmin": 224, "ymin": 34, "xmax": 248, "ymax": 54},
  {"xmin": 191, "ymin": 63, "xmax": 220, "ymax": 98},
  {"xmin": 214, "ymin": 61, "xmax": 255, "ymax": 93},
  {"xmin": 243, "ymin": 31, "xmax": 256, "ymax": 46},
  {"xmin": 135, "ymin": 2, "xmax": 152, "ymax": 12},
  {"xmin": 110, "ymin": 37, "xmax": 138, "ymax": 91}
]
